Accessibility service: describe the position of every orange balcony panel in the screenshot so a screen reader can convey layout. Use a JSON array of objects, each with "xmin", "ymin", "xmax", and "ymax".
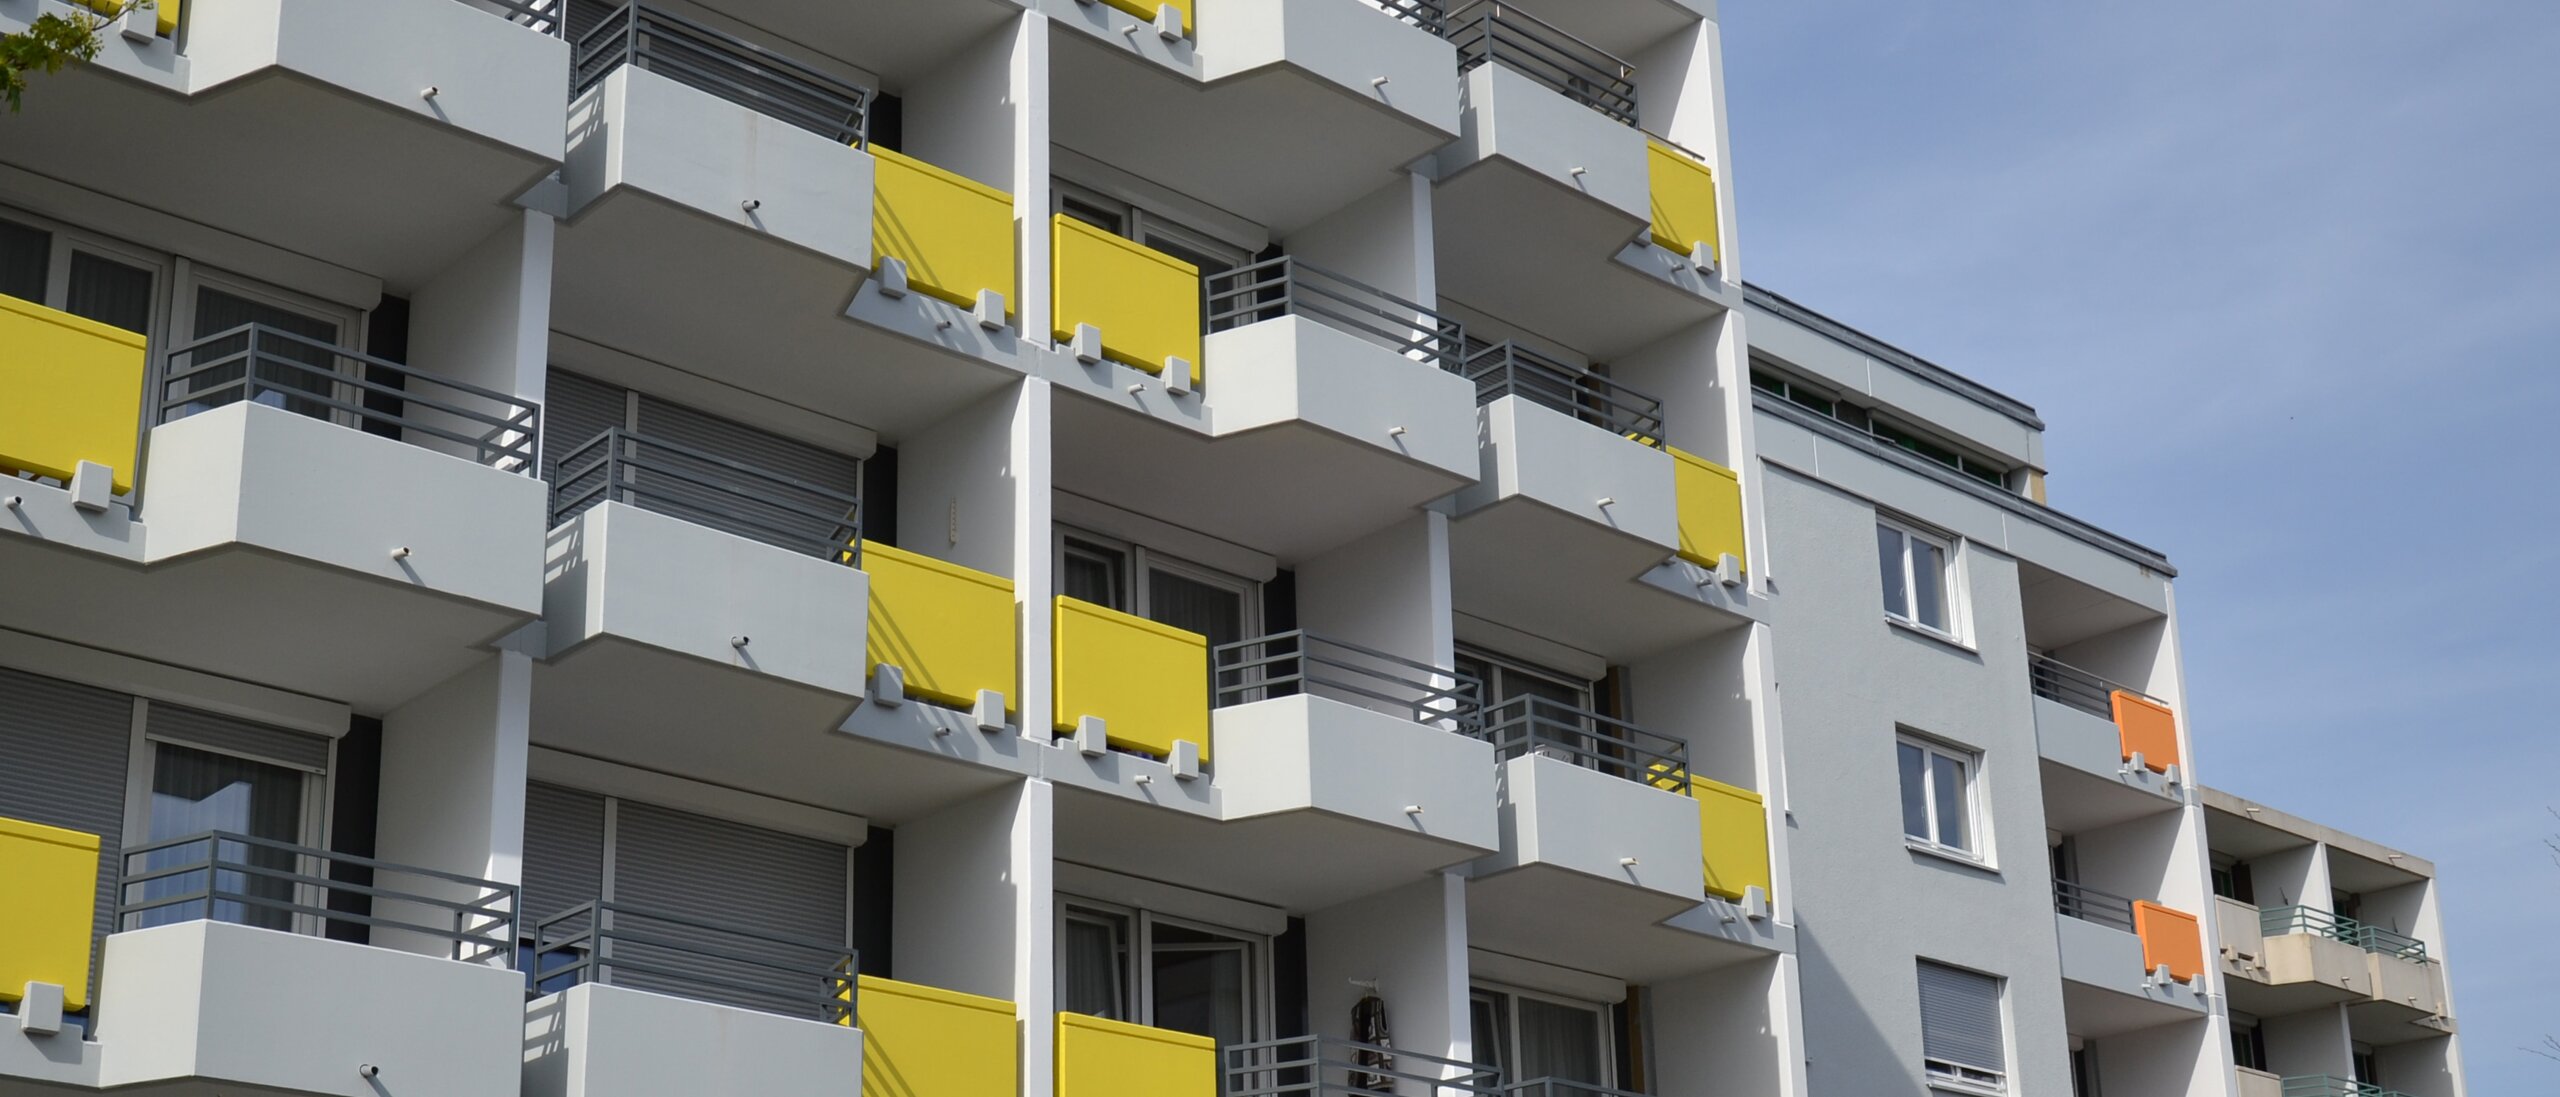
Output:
[
  {"xmin": 2134, "ymin": 900, "xmax": 2204, "ymax": 983},
  {"xmin": 2111, "ymin": 690, "xmax": 2179, "ymax": 773}
]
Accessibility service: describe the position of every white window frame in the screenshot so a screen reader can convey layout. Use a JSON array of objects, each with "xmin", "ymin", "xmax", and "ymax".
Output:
[
  {"xmin": 120, "ymin": 699, "xmax": 333, "ymax": 935},
  {"xmin": 170, "ymin": 264, "xmax": 366, "ymax": 427},
  {"xmin": 1918, "ymin": 960, "xmax": 2010, "ymax": 1096},
  {"xmin": 1899, "ymin": 733, "xmax": 1987, "ymax": 864},
  {"xmin": 1878, "ymin": 516, "xmax": 1963, "ymax": 640},
  {"xmin": 1053, "ymin": 526, "xmax": 1262, "ymax": 639},
  {"xmin": 1054, "ymin": 895, "xmax": 1274, "ymax": 1045},
  {"xmin": 1469, "ymin": 982, "xmax": 1617, "ymax": 1089}
]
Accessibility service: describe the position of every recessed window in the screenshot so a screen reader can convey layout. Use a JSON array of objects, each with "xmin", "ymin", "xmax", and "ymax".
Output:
[
  {"xmin": 1469, "ymin": 985, "xmax": 1615, "ymax": 1089},
  {"xmin": 1918, "ymin": 960, "xmax": 2007, "ymax": 1094},
  {"xmin": 1899, "ymin": 735, "xmax": 1980, "ymax": 858},
  {"xmin": 1056, "ymin": 899, "xmax": 1269, "ymax": 1059},
  {"xmin": 1877, "ymin": 518, "xmax": 1956, "ymax": 635}
]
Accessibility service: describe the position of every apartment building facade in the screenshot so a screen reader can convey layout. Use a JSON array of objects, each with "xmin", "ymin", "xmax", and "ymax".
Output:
[{"xmin": 0, "ymin": 2, "xmax": 2461, "ymax": 1097}]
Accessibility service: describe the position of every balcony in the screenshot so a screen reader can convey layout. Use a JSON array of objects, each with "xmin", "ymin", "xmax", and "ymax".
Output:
[
  {"xmin": 1056, "ymin": 1012, "xmax": 1218, "ymax": 1097},
  {"xmin": 1052, "ymin": 595, "xmax": 1212, "ymax": 764},
  {"xmin": 1052, "ymin": 213, "xmax": 1202, "ymax": 383},
  {"xmin": 523, "ymin": 900, "xmax": 864, "ymax": 1097},
  {"xmin": 857, "ymin": 976, "xmax": 1017, "ymax": 1097},
  {"xmin": 554, "ymin": 6, "xmax": 1030, "ymax": 437},
  {"xmin": 0, "ymin": 0, "xmax": 568, "ymax": 287},
  {"xmin": 1, "ymin": 322, "xmax": 548, "ymax": 710},
  {"xmin": 1227, "ymin": 1036, "xmax": 1499, "ymax": 1097},
  {"xmin": 2031, "ymin": 656, "xmax": 2184, "ymax": 831},
  {"xmin": 2257, "ymin": 906, "xmax": 2446, "ymax": 1032},
  {"xmin": 73, "ymin": 832, "xmax": 526, "ymax": 1093},
  {"xmin": 533, "ymin": 429, "xmax": 875, "ymax": 799},
  {"xmin": 1050, "ymin": 257, "xmax": 1480, "ymax": 561},
  {"xmin": 1432, "ymin": 4, "xmax": 1725, "ymax": 357},
  {"xmin": 2223, "ymin": 899, "xmax": 2376, "ymax": 1014},
  {"xmin": 1053, "ymin": 632, "xmax": 1498, "ymax": 908},
  {"xmin": 0, "ymin": 817, "xmax": 100, "ymax": 1015},
  {"xmin": 2280, "ymin": 1078, "xmax": 2416, "ymax": 1097},
  {"xmin": 1046, "ymin": 0, "xmax": 1459, "ymax": 234},
  {"xmin": 2051, "ymin": 880, "xmax": 2207, "ymax": 1035}
]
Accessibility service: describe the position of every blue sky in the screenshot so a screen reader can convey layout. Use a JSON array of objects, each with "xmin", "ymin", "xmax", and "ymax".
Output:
[{"xmin": 1721, "ymin": 2, "xmax": 2560, "ymax": 1089}]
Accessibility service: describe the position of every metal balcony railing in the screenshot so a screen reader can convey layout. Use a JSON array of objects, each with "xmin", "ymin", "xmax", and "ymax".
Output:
[
  {"xmin": 530, "ymin": 900, "xmax": 858, "ymax": 1024},
  {"xmin": 468, "ymin": 0, "xmax": 567, "ymax": 36},
  {"xmin": 161, "ymin": 323, "xmax": 542, "ymax": 473},
  {"xmin": 2053, "ymin": 878, "xmax": 2137, "ymax": 932},
  {"xmin": 1484, "ymin": 694, "xmax": 1690, "ymax": 790},
  {"xmin": 1226, "ymin": 1035, "xmax": 1500, "ymax": 1097},
  {"xmin": 115, "ymin": 831, "xmax": 519, "ymax": 966},
  {"xmin": 1206, "ymin": 256, "xmax": 1468, "ymax": 374},
  {"xmin": 548, "ymin": 428, "xmax": 863, "ymax": 564},
  {"xmin": 2260, "ymin": 905, "xmax": 2429, "ymax": 963},
  {"xmin": 2280, "ymin": 1077, "xmax": 2412, "ymax": 1097},
  {"xmin": 573, "ymin": 2, "xmax": 870, "ymax": 146},
  {"xmin": 2026, "ymin": 654, "xmax": 2126, "ymax": 719},
  {"xmin": 1447, "ymin": 1, "xmax": 1638, "ymax": 127},
  {"xmin": 1504, "ymin": 1082, "xmax": 1654, "ymax": 1097},
  {"xmin": 1369, "ymin": 0, "xmax": 1450, "ymax": 36},
  {"xmin": 1465, "ymin": 341, "xmax": 1666, "ymax": 449},
  {"xmin": 1213, "ymin": 630, "xmax": 1485, "ymax": 733}
]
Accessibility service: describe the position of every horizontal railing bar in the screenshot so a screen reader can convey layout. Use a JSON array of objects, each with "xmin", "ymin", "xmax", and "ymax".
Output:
[
  {"xmin": 119, "ymin": 831, "xmax": 517, "ymax": 891},
  {"xmin": 118, "ymin": 857, "xmax": 513, "ymax": 921}
]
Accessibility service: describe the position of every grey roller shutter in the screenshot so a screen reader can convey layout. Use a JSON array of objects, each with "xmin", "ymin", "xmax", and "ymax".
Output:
[
  {"xmin": 146, "ymin": 703, "xmax": 329, "ymax": 772},
  {"xmin": 1917, "ymin": 960, "xmax": 2006, "ymax": 1074},
  {"xmin": 633, "ymin": 396, "xmax": 861, "ymax": 556},
  {"xmin": 541, "ymin": 370, "xmax": 631, "ymax": 518},
  {"xmin": 609, "ymin": 802, "xmax": 850, "ymax": 1020},
  {"xmin": 0, "ymin": 666, "xmax": 134, "ymax": 1005},
  {"xmin": 521, "ymin": 783, "xmax": 606, "ymax": 927}
]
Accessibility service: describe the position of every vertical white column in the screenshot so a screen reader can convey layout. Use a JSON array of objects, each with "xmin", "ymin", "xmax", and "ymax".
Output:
[
  {"xmin": 1012, "ymin": 10, "xmax": 1054, "ymax": 346},
  {"xmin": 1014, "ymin": 377, "xmax": 1054, "ymax": 744},
  {"xmin": 374, "ymin": 650, "xmax": 531, "ymax": 959},
  {"xmin": 1015, "ymin": 778, "xmax": 1056, "ymax": 1097}
]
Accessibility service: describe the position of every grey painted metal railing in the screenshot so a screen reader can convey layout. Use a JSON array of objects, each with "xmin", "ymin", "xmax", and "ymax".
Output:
[
  {"xmin": 548, "ymin": 427, "xmax": 862, "ymax": 564},
  {"xmin": 1226, "ymin": 1035, "xmax": 1500, "ymax": 1097},
  {"xmin": 2261, "ymin": 905, "xmax": 2429, "ymax": 963},
  {"xmin": 1447, "ymin": 1, "xmax": 1638, "ymax": 126},
  {"xmin": 1504, "ymin": 1081, "xmax": 1653, "ymax": 1097},
  {"xmin": 2053, "ymin": 878, "xmax": 2137, "ymax": 932},
  {"xmin": 161, "ymin": 323, "xmax": 541, "ymax": 472},
  {"xmin": 530, "ymin": 900, "xmax": 858, "ymax": 1024},
  {"xmin": 2280, "ymin": 1077, "xmax": 2410, "ymax": 1097},
  {"xmin": 1213, "ymin": 630, "xmax": 1485, "ymax": 734},
  {"xmin": 2028, "ymin": 653, "xmax": 2120, "ymax": 719},
  {"xmin": 1465, "ymin": 341, "xmax": 1667, "ymax": 449},
  {"xmin": 466, "ymin": 0, "xmax": 565, "ymax": 36},
  {"xmin": 115, "ymin": 831, "xmax": 519, "ymax": 966},
  {"xmin": 1484, "ymin": 694, "xmax": 1690, "ymax": 791},
  {"xmin": 573, "ymin": 2, "xmax": 870, "ymax": 145},
  {"xmin": 1370, "ymin": 0, "xmax": 1450, "ymax": 36},
  {"xmin": 1206, "ymin": 256, "xmax": 1468, "ymax": 374}
]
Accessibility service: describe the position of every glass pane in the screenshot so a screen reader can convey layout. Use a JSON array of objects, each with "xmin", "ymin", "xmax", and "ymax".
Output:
[
  {"xmin": 1897, "ymin": 742, "xmax": 1930, "ymax": 840},
  {"xmin": 1059, "ymin": 195, "xmax": 1125, "ymax": 234},
  {"xmin": 1515, "ymin": 997, "xmax": 1605, "ymax": 1085},
  {"xmin": 66, "ymin": 251, "xmax": 153, "ymax": 334},
  {"xmin": 1061, "ymin": 542, "xmax": 1125, "ymax": 609},
  {"xmin": 1914, "ymin": 540, "xmax": 1948, "ymax": 631},
  {"xmin": 1931, "ymin": 753, "xmax": 1970, "ymax": 852},
  {"xmin": 136, "ymin": 743, "xmax": 303, "ymax": 932},
  {"xmin": 1059, "ymin": 913, "xmax": 1129, "ymax": 1020},
  {"xmin": 0, "ymin": 216, "xmax": 47, "ymax": 302},
  {"xmin": 1147, "ymin": 568, "xmax": 1244, "ymax": 652},
  {"xmin": 176, "ymin": 287, "xmax": 341, "ymax": 421},
  {"xmin": 1149, "ymin": 924, "xmax": 1251, "ymax": 1053},
  {"xmin": 1876, "ymin": 525, "xmax": 1908, "ymax": 619},
  {"xmin": 1470, "ymin": 994, "xmax": 1510, "ymax": 1083}
]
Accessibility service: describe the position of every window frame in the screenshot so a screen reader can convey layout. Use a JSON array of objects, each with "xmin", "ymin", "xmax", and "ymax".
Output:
[
  {"xmin": 1053, "ymin": 895, "xmax": 1274, "ymax": 1048},
  {"xmin": 1917, "ymin": 959, "xmax": 2010, "ymax": 1096},
  {"xmin": 1468, "ymin": 981, "xmax": 1618, "ymax": 1090},
  {"xmin": 170, "ymin": 265, "xmax": 365, "ymax": 428},
  {"xmin": 1898, "ymin": 733, "xmax": 1987, "ymax": 864},
  {"xmin": 1877, "ymin": 516, "xmax": 1963, "ymax": 640},
  {"xmin": 119, "ymin": 699, "xmax": 334, "ymax": 936},
  {"xmin": 1052, "ymin": 525, "xmax": 1262, "ymax": 640}
]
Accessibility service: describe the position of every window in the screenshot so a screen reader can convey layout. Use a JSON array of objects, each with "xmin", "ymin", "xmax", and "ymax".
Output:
[
  {"xmin": 2069, "ymin": 1043, "xmax": 2099, "ymax": 1097},
  {"xmin": 1055, "ymin": 899, "xmax": 1269, "ymax": 1057},
  {"xmin": 1877, "ymin": 518, "xmax": 1956, "ymax": 635},
  {"xmin": 1470, "ymin": 985, "xmax": 1614, "ymax": 1089},
  {"xmin": 1899, "ymin": 735, "xmax": 1980, "ymax": 858},
  {"xmin": 1054, "ymin": 528, "xmax": 1258, "ymax": 655},
  {"xmin": 1051, "ymin": 179, "xmax": 1249, "ymax": 332},
  {"xmin": 2211, "ymin": 857, "xmax": 2255, "ymax": 904},
  {"xmin": 2231, "ymin": 1018, "xmax": 2267, "ymax": 1072},
  {"xmin": 1918, "ymin": 961, "xmax": 2007, "ymax": 1094},
  {"xmin": 0, "ymin": 211, "xmax": 161, "ymax": 335},
  {"xmin": 1457, "ymin": 647, "xmax": 1611, "ymax": 770},
  {"xmin": 2352, "ymin": 1044, "xmax": 2380, "ymax": 1087}
]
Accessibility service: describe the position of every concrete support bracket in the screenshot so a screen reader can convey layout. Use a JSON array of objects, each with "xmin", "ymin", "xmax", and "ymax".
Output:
[
  {"xmin": 17, "ymin": 981, "xmax": 63, "ymax": 1036},
  {"xmin": 870, "ymin": 664, "xmax": 907, "ymax": 707}
]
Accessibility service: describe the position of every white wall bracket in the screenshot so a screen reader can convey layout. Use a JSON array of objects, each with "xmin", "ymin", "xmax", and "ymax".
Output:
[
  {"xmin": 69, "ymin": 461, "xmax": 112, "ymax": 513},
  {"xmin": 973, "ymin": 689, "xmax": 1008, "ymax": 733},
  {"xmin": 1074, "ymin": 716, "xmax": 1108, "ymax": 757},
  {"xmin": 1154, "ymin": 5, "xmax": 1183, "ymax": 39},
  {"xmin": 869, "ymin": 664, "xmax": 907, "ymax": 707},
  {"xmin": 17, "ymin": 981, "xmax": 63, "ymax": 1036},
  {"xmin": 1162, "ymin": 358, "xmax": 1193, "ymax": 396},
  {"xmin": 974, "ymin": 290, "xmax": 1008, "ymax": 331},
  {"xmin": 1072, "ymin": 324, "xmax": 1104, "ymax": 364},
  {"xmin": 1169, "ymin": 739, "xmax": 1201, "ymax": 781},
  {"xmin": 876, "ymin": 256, "xmax": 911, "ymax": 299},
  {"xmin": 1717, "ymin": 553, "xmax": 1745, "ymax": 588},
  {"xmin": 1742, "ymin": 885, "xmax": 1772, "ymax": 922}
]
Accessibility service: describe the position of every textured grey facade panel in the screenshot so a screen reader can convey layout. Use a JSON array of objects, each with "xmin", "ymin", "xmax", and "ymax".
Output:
[{"xmin": 146, "ymin": 702, "xmax": 331, "ymax": 772}]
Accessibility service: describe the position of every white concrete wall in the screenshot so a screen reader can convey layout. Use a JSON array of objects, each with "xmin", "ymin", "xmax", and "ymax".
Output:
[
  {"xmin": 1283, "ymin": 175, "xmax": 1434, "ymax": 307},
  {"xmin": 2073, "ymin": 810, "xmax": 2191, "ymax": 910},
  {"xmin": 2251, "ymin": 843, "xmax": 2328, "ymax": 912},
  {"xmin": 898, "ymin": 21, "xmax": 1020, "ymax": 195},
  {"xmin": 1612, "ymin": 317, "xmax": 1732, "ymax": 466},
  {"xmin": 1653, "ymin": 956, "xmax": 1789, "ymax": 1097},
  {"xmin": 408, "ymin": 209, "xmax": 553, "ymax": 465},
  {"xmin": 523, "ymin": 983, "xmax": 863, "ymax": 1097},
  {"xmin": 2092, "ymin": 1018, "xmax": 2227, "ymax": 1097},
  {"xmin": 895, "ymin": 385, "xmax": 1025, "ymax": 579},
  {"xmin": 2377, "ymin": 1035, "xmax": 2463, "ymax": 1097},
  {"xmin": 892, "ymin": 783, "xmax": 1033, "ymax": 1000},
  {"xmin": 1306, "ymin": 874, "xmax": 1471, "ymax": 1067},
  {"xmin": 1295, "ymin": 510, "xmax": 1454, "ymax": 710},
  {"xmin": 376, "ymin": 651, "xmax": 532, "ymax": 953},
  {"xmin": 2261, "ymin": 1005, "xmax": 2353, "ymax": 1079},
  {"xmin": 1628, "ymin": 628, "xmax": 1755, "ymax": 790}
]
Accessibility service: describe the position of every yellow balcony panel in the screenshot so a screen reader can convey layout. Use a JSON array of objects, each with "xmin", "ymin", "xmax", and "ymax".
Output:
[
  {"xmin": 1051, "ymin": 214, "xmax": 1201, "ymax": 384},
  {"xmin": 0, "ymin": 294, "xmax": 147, "ymax": 494},
  {"xmin": 858, "ymin": 976, "xmax": 1015, "ymax": 1097},
  {"xmin": 1055, "ymin": 1012, "xmax": 1215, "ymax": 1097},
  {"xmin": 0, "ymin": 816, "xmax": 102, "ymax": 1010},
  {"xmin": 1646, "ymin": 138, "xmax": 1720, "ymax": 264},
  {"xmin": 79, "ymin": 0, "xmax": 178, "ymax": 37},
  {"xmin": 1668, "ymin": 446, "xmax": 1746, "ymax": 572},
  {"xmin": 873, "ymin": 147, "xmax": 1016, "ymax": 312},
  {"xmin": 864, "ymin": 541, "xmax": 1017, "ymax": 712},
  {"xmin": 1052, "ymin": 596, "xmax": 1209, "ymax": 762},
  {"xmin": 1095, "ymin": 0, "xmax": 1188, "ymax": 36},
  {"xmin": 1689, "ymin": 776, "xmax": 1770, "ymax": 902}
]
